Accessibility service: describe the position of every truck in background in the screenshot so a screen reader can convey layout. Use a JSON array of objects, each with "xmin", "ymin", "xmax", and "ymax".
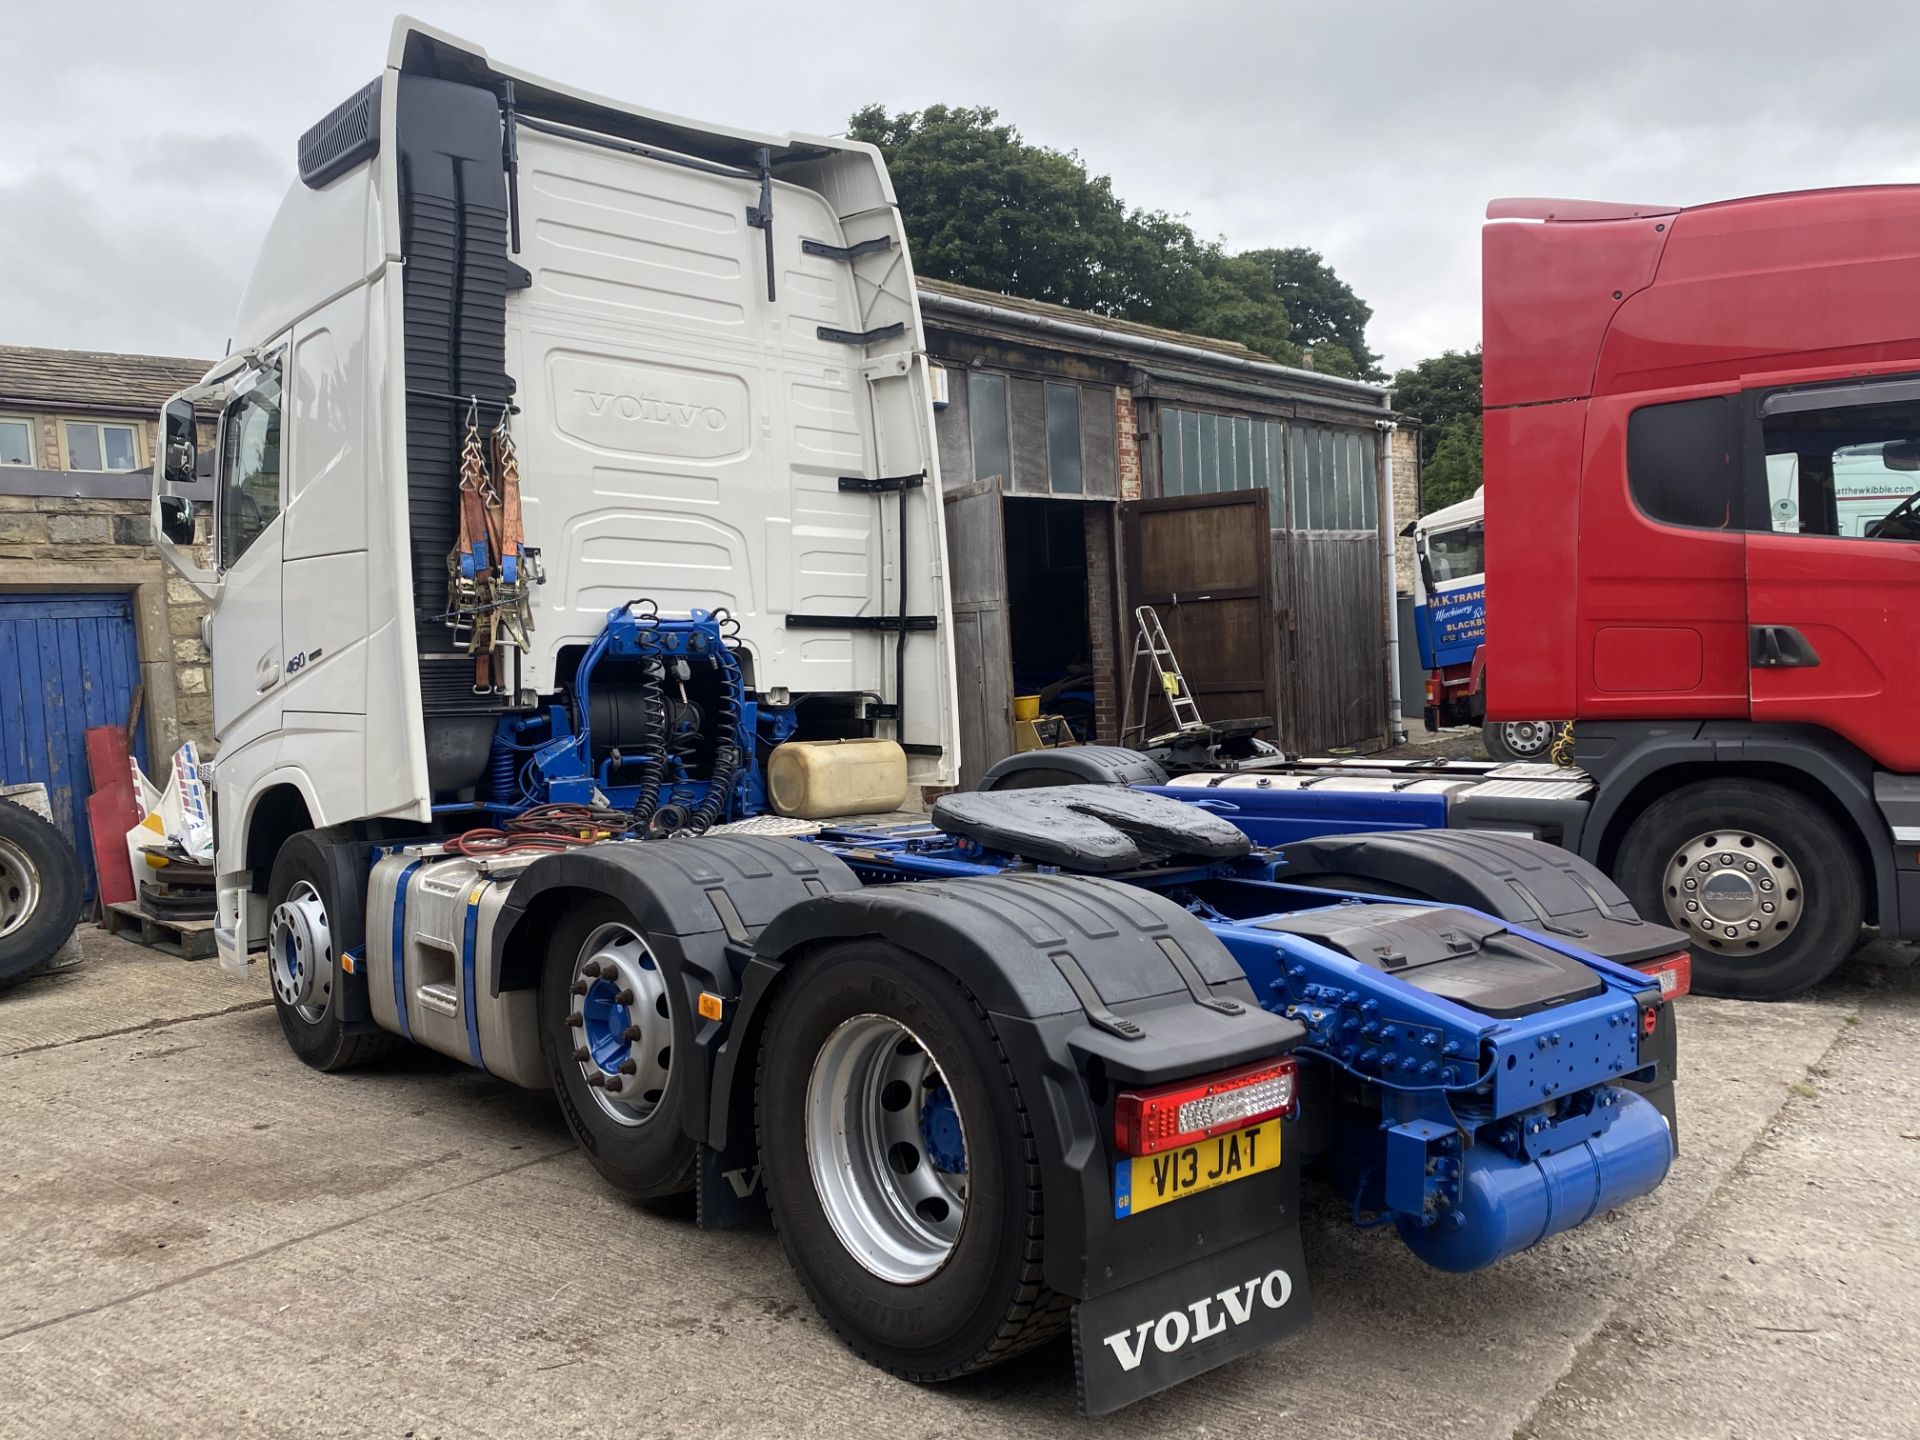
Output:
[
  {"xmin": 1409, "ymin": 486, "xmax": 1553, "ymax": 761},
  {"xmin": 994, "ymin": 186, "xmax": 1920, "ymax": 1005}
]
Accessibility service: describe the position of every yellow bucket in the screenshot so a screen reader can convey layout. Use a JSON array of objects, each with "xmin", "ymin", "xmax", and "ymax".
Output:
[{"xmin": 1012, "ymin": 694, "xmax": 1041, "ymax": 722}]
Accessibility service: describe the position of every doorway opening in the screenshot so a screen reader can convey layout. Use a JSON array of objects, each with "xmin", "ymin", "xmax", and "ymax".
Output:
[{"xmin": 1003, "ymin": 497, "xmax": 1094, "ymax": 740}]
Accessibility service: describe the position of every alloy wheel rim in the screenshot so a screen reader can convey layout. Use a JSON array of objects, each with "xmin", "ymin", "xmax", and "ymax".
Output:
[
  {"xmin": 805, "ymin": 1013, "xmax": 969, "ymax": 1285},
  {"xmin": 268, "ymin": 880, "xmax": 333, "ymax": 1023},
  {"xmin": 0, "ymin": 837, "xmax": 41, "ymax": 940},
  {"xmin": 1662, "ymin": 829, "xmax": 1804, "ymax": 956},
  {"xmin": 568, "ymin": 923, "xmax": 672, "ymax": 1126}
]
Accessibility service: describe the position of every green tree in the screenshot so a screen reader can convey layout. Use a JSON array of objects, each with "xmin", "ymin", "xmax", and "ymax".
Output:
[
  {"xmin": 1241, "ymin": 248, "xmax": 1382, "ymax": 380},
  {"xmin": 1389, "ymin": 350, "xmax": 1483, "ymax": 510},
  {"xmin": 1420, "ymin": 415, "xmax": 1483, "ymax": 514},
  {"xmin": 849, "ymin": 103, "xmax": 1387, "ymax": 369}
]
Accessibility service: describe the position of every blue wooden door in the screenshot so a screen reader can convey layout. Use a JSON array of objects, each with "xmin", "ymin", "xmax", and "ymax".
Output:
[{"xmin": 0, "ymin": 593, "xmax": 148, "ymax": 893}]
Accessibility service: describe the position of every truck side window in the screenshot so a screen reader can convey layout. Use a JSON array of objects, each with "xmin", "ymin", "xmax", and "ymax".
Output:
[
  {"xmin": 1426, "ymin": 521, "xmax": 1484, "ymax": 584},
  {"xmin": 1760, "ymin": 393, "xmax": 1920, "ymax": 541},
  {"xmin": 218, "ymin": 368, "xmax": 283, "ymax": 569},
  {"xmin": 1627, "ymin": 396, "xmax": 1737, "ymax": 530}
]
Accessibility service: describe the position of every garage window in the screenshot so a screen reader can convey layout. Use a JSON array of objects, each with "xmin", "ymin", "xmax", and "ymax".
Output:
[
  {"xmin": 0, "ymin": 417, "xmax": 31, "ymax": 466},
  {"xmin": 1289, "ymin": 424, "xmax": 1377, "ymax": 530},
  {"xmin": 1160, "ymin": 407, "xmax": 1286, "ymax": 514}
]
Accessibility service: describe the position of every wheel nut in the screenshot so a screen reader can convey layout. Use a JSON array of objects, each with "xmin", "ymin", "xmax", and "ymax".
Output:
[
  {"xmin": 619, "ymin": 1059, "xmax": 638, "ymax": 1075},
  {"xmin": 1744, "ymin": 861, "xmax": 1758, "ymax": 873},
  {"xmin": 1762, "ymin": 902, "xmax": 1776, "ymax": 914},
  {"xmin": 567, "ymin": 1014, "xmax": 584, "ymax": 1028},
  {"xmin": 615, "ymin": 988, "xmax": 636, "ymax": 1006},
  {"xmin": 1748, "ymin": 920, "xmax": 1761, "ymax": 931},
  {"xmin": 569, "ymin": 980, "xmax": 589, "ymax": 996},
  {"xmin": 1724, "ymin": 926, "xmax": 1738, "ymax": 938},
  {"xmin": 1684, "ymin": 878, "xmax": 1697, "ymax": 890},
  {"xmin": 1685, "ymin": 900, "xmax": 1699, "ymax": 912},
  {"xmin": 622, "ymin": 1025, "xmax": 643, "ymax": 1041},
  {"xmin": 573, "ymin": 1046, "xmax": 590, "ymax": 1062},
  {"xmin": 1719, "ymin": 853, "xmax": 1733, "ymax": 864},
  {"xmin": 1696, "ymin": 860, "xmax": 1710, "ymax": 872},
  {"xmin": 582, "ymin": 961, "xmax": 603, "ymax": 978}
]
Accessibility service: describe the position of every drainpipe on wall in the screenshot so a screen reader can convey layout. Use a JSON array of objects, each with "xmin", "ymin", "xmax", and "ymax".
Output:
[{"xmin": 1378, "ymin": 419, "xmax": 1408, "ymax": 746}]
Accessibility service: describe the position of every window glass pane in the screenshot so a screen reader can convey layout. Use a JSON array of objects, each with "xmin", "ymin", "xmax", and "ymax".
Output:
[
  {"xmin": 969, "ymin": 373, "xmax": 1010, "ymax": 485},
  {"xmin": 1045, "ymin": 383, "xmax": 1082, "ymax": 495},
  {"xmin": 219, "ymin": 370, "xmax": 283, "ymax": 568},
  {"xmin": 66, "ymin": 422, "xmax": 102, "ymax": 471},
  {"xmin": 1161, "ymin": 416, "xmax": 1183, "ymax": 495},
  {"xmin": 1234, "ymin": 417, "xmax": 1255, "ymax": 494},
  {"xmin": 0, "ymin": 420, "xmax": 29, "ymax": 466},
  {"xmin": 1180, "ymin": 409, "xmax": 1202, "ymax": 497},
  {"xmin": 1760, "ymin": 390, "xmax": 1920, "ymax": 541},
  {"xmin": 1427, "ymin": 522, "xmax": 1485, "ymax": 583},
  {"xmin": 1195, "ymin": 413, "xmax": 1218, "ymax": 492},
  {"xmin": 1627, "ymin": 397, "xmax": 1736, "ymax": 529},
  {"xmin": 1267, "ymin": 421, "xmax": 1287, "ymax": 524},
  {"xmin": 103, "ymin": 425, "xmax": 137, "ymax": 471}
]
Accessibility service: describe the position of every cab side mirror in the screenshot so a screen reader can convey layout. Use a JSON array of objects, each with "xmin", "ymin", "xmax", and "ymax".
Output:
[
  {"xmin": 158, "ymin": 494, "xmax": 196, "ymax": 545},
  {"xmin": 163, "ymin": 398, "xmax": 198, "ymax": 485}
]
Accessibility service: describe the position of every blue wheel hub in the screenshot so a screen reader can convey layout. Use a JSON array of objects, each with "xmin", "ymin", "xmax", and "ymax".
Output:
[
  {"xmin": 580, "ymin": 979, "xmax": 634, "ymax": 1074},
  {"xmin": 919, "ymin": 1085, "xmax": 967, "ymax": 1173}
]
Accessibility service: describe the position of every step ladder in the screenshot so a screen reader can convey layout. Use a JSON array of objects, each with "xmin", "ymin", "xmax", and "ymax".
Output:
[{"xmin": 1121, "ymin": 606, "xmax": 1208, "ymax": 746}]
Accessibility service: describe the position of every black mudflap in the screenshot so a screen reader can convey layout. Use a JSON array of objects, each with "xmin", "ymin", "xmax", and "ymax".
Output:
[
  {"xmin": 693, "ymin": 1142, "xmax": 766, "ymax": 1229},
  {"xmin": 1072, "ymin": 1223, "xmax": 1311, "ymax": 1416}
]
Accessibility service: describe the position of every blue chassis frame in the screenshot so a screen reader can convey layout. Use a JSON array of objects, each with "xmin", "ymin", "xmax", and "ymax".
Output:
[{"xmin": 806, "ymin": 818, "xmax": 1674, "ymax": 1268}]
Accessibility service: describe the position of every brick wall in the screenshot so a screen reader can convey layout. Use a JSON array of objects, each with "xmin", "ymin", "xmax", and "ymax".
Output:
[
  {"xmin": 1391, "ymin": 425, "xmax": 1420, "ymax": 593},
  {"xmin": 1115, "ymin": 388, "xmax": 1142, "ymax": 501},
  {"xmin": 1083, "ymin": 506, "xmax": 1118, "ymax": 743}
]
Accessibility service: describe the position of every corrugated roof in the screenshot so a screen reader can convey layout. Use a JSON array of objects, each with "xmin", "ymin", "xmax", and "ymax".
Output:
[
  {"xmin": 0, "ymin": 345, "xmax": 214, "ymax": 414},
  {"xmin": 915, "ymin": 277, "xmax": 1259, "ymax": 361}
]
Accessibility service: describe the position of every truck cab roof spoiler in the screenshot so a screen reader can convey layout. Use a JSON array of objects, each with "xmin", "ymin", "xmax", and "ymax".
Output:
[{"xmin": 1486, "ymin": 197, "xmax": 1679, "ymax": 222}]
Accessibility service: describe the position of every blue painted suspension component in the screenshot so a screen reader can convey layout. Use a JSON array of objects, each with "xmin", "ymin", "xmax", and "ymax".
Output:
[{"xmin": 483, "ymin": 603, "xmax": 762, "ymax": 829}]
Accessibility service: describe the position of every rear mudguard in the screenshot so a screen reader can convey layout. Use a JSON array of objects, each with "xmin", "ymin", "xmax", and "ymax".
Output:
[
  {"xmin": 487, "ymin": 835, "xmax": 862, "ymax": 1171},
  {"xmin": 743, "ymin": 872, "xmax": 1308, "ymax": 1301},
  {"xmin": 743, "ymin": 871, "xmax": 1313, "ymax": 1415}
]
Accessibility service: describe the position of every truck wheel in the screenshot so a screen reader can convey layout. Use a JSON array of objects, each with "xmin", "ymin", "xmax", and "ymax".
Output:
[
  {"xmin": 266, "ymin": 831, "xmax": 401, "ymax": 1070},
  {"xmin": 539, "ymin": 897, "xmax": 696, "ymax": 1198},
  {"xmin": 757, "ymin": 940, "xmax": 1066, "ymax": 1380},
  {"xmin": 1482, "ymin": 719, "xmax": 1554, "ymax": 763},
  {"xmin": 0, "ymin": 799, "xmax": 85, "ymax": 992},
  {"xmin": 1615, "ymin": 781, "xmax": 1862, "ymax": 1000}
]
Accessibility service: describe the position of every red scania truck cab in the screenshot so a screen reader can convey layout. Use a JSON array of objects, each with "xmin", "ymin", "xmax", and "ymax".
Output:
[{"xmin": 1484, "ymin": 187, "xmax": 1920, "ymax": 999}]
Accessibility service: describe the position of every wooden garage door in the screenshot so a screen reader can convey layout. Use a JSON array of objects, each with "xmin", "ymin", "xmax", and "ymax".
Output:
[
  {"xmin": 1121, "ymin": 490, "xmax": 1276, "ymax": 739},
  {"xmin": 0, "ymin": 593, "xmax": 146, "ymax": 891}
]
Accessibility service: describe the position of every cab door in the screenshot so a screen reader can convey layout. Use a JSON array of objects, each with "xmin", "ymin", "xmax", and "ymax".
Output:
[
  {"xmin": 1745, "ymin": 375, "xmax": 1920, "ymax": 771},
  {"xmin": 207, "ymin": 355, "xmax": 287, "ymax": 751}
]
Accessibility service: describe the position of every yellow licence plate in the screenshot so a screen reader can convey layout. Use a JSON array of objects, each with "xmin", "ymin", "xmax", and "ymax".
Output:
[{"xmin": 1113, "ymin": 1119, "xmax": 1281, "ymax": 1218}]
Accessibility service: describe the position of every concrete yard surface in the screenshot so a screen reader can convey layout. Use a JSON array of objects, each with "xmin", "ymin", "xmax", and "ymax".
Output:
[{"xmin": 2, "ymin": 926, "xmax": 1916, "ymax": 1439}]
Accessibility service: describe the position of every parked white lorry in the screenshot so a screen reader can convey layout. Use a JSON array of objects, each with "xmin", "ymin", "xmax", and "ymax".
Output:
[
  {"xmin": 154, "ymin": 17, "xmax": 959, "ymax": 974},
  {"xmin": 144, "ymin": 19, "xmax": 1331, "ymax": 1412}
]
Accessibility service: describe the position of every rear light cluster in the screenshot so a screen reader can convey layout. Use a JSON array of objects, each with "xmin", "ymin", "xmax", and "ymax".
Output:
[
  {"xmin": 1638, "ymin": 950, "xmax": 1691, "ymax": 1000},
  {"xmin": 1113, "ymin": 1058, "xmax": 1297, "ymax": 1157}
]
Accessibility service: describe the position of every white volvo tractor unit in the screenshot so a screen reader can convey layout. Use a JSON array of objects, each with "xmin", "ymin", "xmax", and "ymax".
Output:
[{"xmin": 154, "ymin": 17, "xmax": 959, "ymax": 975}]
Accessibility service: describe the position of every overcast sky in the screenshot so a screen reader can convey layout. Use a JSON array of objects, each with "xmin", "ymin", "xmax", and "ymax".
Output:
[{"xmin": 6, "ymin": 1, "xmax": 1918, "ymax": 375}]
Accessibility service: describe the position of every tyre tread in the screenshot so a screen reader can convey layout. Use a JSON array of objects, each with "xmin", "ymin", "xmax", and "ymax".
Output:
[{"xmin": 757, "ymin": 962, "xmax": 1068, "ymax": 1381}]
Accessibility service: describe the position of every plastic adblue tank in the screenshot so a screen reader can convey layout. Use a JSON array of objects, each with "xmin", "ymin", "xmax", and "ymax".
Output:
[{"xmin": 766, "ymin": 739, "xmax": 909, "ymax": 819}]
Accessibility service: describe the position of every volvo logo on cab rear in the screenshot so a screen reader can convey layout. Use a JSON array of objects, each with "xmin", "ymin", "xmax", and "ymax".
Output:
[
  {"xmin": 548, "ymin": 352, "xmax": 747, "ymax": 461},
  {"xmin": 1101, "ymin": 1268, "xmax": 1296, "ymax": 1372}
]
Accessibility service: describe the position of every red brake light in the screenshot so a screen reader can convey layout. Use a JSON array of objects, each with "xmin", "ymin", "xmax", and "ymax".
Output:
[
  {"xmin": 1113, "ymin": 1058, "xmax": 1297, "ymax": 1157},
  {"xmin": 1636, "ymin": 950, "xmax": 1691, "ymax": 1001}
]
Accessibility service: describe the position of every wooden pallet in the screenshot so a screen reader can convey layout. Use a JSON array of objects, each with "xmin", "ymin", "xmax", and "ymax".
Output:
[{"xmin": 103, "ymin": 900, "xmax": 217, "ymax": 961}]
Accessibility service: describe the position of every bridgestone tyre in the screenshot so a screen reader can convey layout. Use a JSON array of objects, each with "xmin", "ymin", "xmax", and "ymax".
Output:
[
  {"xmin": 758, "ymin": 940, "xmax": 1068, "ymax": 1380},
  {"xmin": 266, "ymin": 830, "xmax": 401, "ymax": 1070},
  {"xmin": 0, "ymin": 799, "xmax": 84, "ymax": 992},
  {"xmin": 538, "ymin": 896, "xmax": 697, "ymax": 1199},
  {"xmin": 1615, "ymin": 780, "xmax": 1862, "ymax": 1001}
]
